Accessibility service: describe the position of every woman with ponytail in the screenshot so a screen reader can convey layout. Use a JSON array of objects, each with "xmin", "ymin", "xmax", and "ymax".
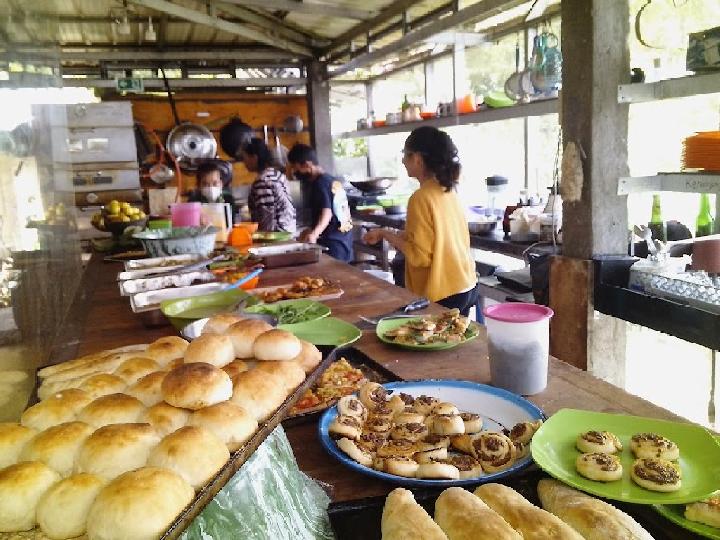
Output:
[{"xmin": 363, "ymin": 126, "xmax": 477, "ymax": 315}]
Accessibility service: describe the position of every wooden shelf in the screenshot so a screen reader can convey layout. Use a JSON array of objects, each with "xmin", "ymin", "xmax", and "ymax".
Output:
[
  {"xmin": 617, "ymin": 71, "xmax": 720, "ymax": 104},
  {"xmin": 617, "ymin": 172, "xmax": 720, "ymax": 195},
  {"xmin": 335, "ymin": 98, "xmax": 558, "ymax": 139}
]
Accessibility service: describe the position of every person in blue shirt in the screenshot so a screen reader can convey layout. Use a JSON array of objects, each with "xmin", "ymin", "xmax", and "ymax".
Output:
[{"xmin": 287, "ymin": 144, "xmax": 354, "ymax": 263}]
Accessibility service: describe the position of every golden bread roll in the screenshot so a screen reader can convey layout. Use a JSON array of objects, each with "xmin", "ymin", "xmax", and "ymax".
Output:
[
  {"xmin": 147, "ymin": 426, "xmax": 229, "ymax": 490},
  {"xmin": 77, "ymin": 393, "xmax": 146, "ymax": 428},
  {"xmin": 226, "ymin": 319, "xmax": 274, "ymax": 359},
  {"xmin": 509, "ymin": 420, "xmax": 543, "ymax": 445},
  {"xmin": 75, "ymin": 423, "xmax": 159, "ymax": 481},
  {"xmin": 337, "ymin": 437, "xmax": 374, "ymax": 467},
  {"xmin": 474, "ymin": 483, "xmax": 584, "ymax": 540},
  {"xmin": 230, "ymin": 369, "xmax": 288, "ymax": 421},
  {"xmin": 20, "ymin": 421, "xmax": 93, "ymax": 477},
  {"xmin": 38, "ymin": 376, "xmax": 91, "ymax": 401},
  {"xmin": 183, "ymin": 333, "xmax": 235, "ymax": 368},
  {"xmin": 77, "ymin": 373, "xmax": 128, "ymax": 400},
  {"xmin": 161, "ymin": 362, "xmax": 233, "ymax": 410},
  {"xmin": 202, "ymin": 312, "xmax": 244, "ymax": 335},
  {"xmin": 292, "ymin": 340, "xmax": 323, "ymax": 373},
  {"xmin": 222, "ymin": 359, "xmax": 250, "ymax": 379},
  {"xmin": 576, "ymin": 430, "xmax": 623, "ymax": 454},
  {"xmin": 435, "ymin": 487, "xmax": 522, "ymax": 540},
  {"xmin": 21, "ymin": 389, "xmax": 93, "ymax": 431},
  {"xmin": 144, "ymin": 336, "xmax": 189, "ymax": 367},
  {"xmin": 41, "ymin": 351, "xmax": 140, "ymax": 384},
  {"xmin": 125, "ymin": 370, "xmax": 167, "ymax": 407},
  {"xmin": 140, "ymin": 402, "xmax": 190, "ymax": 437},
  {"xmin": 686, "ymin": 492, "xmax": 720, "ymax": 528},
  {"xmin": 381, "ymin": 487, "xmax": 448, "ymax": 540},
  {"xmin": 537, "ymin": 478, "xmax": 655, "ymax": 540},
  {"xmin": 0, "ymin": 423, "xmax": 37, "ymax": 469},
  {"xmin": 253, "ymin": 361, "xmax": 306, "ymax": 391},
  {"xmin": 630, "ymin": 433, "xmax": 679, "ymax": 461},
  {"xmin": 576, "ymin": 452, "xmax": 623, "ymax": 482},
  {"xmin": 36, "ymin": 472, "xmax": 106, "ymax": 540},
  {"xmin": 113, "ymin": 356, "xmax": 160, "ymax": 384},
  {"xmin": 187, "ymin": 401, "xmax": 258, "ymax": 451},
  {"xmin": 630, "ymin": 457, "xmax": 681, "ymax": 492},
  {"xmin": 0, "ymin": 461, "xmax": 61, "ymax": 532},
  {"xmin": 38, "ymin": 345, "xmax": 146, "ymax": 379},
  {"xmin": 253, "ymin": 329, "xmax": 302, "ymax": 361},
  {"xmin": 86, "ymin": 467, "xmax": 193, "ymax": 540}
]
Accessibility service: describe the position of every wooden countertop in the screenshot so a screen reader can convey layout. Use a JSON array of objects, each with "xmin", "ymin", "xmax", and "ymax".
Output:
[{"xmin": 60, "ymin": 253, "xmax": 700, "ymax": 538}]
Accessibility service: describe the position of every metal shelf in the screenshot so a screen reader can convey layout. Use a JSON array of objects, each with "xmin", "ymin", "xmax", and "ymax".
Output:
[
  {"xmin": 335, "ymin": 98, "xmax": 558, "ymax": 139},
  {"xmin": 617, "ymin": 71, "xmax": 720, "ymax": 104},
  {"xmin": 618, "ymin": 172, "xmax": 720, "ymax": 195}
]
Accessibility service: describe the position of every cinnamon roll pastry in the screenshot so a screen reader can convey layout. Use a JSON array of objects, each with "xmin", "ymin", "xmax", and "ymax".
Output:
[
  {"xmin": 446, "ymin": 454, "xmax": 484, "ymax": 479},
  {"xmin": 509, "ymin": 420, "xmax": 543, "ymax": 445},
  {"xmin": 394, "ymin": 411, "xmax": 425, "ymax": 425},
  {"xmin": 390, "ymin": 422, "xmax": 429, "ymax": 442},
  {"xmin": 472, "ymin": 432, "xmax": 516, "ymax": 473},
  {"xmin": 513, "ymin": 440, "xmax": 530, "ymax": 460},
  {"xmin": 366, "ymin": 416, "xmax": 392, "ymax": 433},
  {"xmin": 377, "ymin": 438, "xmax": 416, "ymax": 458},
  {"xmin": 416, "ymin": 460, "xmax": 459, "ymax": 480},
  {"xmin": 369, "ymin": 403, "xmax": 395, "ymax": 422},
  {"xmin": 387, "ymin": 393, "xmax": 414, "ymax": 416},
  {"xmin": 337, "ymin": 395, "xmax": 367, "ymax": 421},
  {"xmin": 576, "ymin": 452, "xmax": 623, "ymax": 482},
  {"xmin": 337, "ymin": 437, "xmax": 373, "ymax": 467},
  {"xmin": 432, "ymin": 402, "xmax": 460, "ymax": 416},
  {"xmin": 460, "ymin": 412, "xmax": 483, "ymax": 434},
  {"xmin": 329, "ymin": 415, "xmax": 362, "ymax": 440},
  {"xmin": 385, "ymin": 456, "xmax": 419, "ymax": 478},
  {"xmin": 416, "ymin": 435, "xmax": 450, "ymax": 453},
  {"xmin": 358, "ymin": 382, "xmax": 388, "ymax": 409},
  {"xmin": 412, "ymin": 395, "xmax": 439, "ymax": 415},
  {"xmin": 430, "ymin": 414, "xmax": 465, "ymax": 436},
  {"xmin": 576, "ymin": 430, "xmax": 623, "ymax": 454},
  {"xmin": 415, "ymin": 446, "xmax": 448, "ymax": 463},
  {"xmin": 631, "ymin": 457, "xmax": 682, "ymax": 492},
  {"xmin": 630, "ymin": 433, "xmax": 679, "ymax": 461},
  {"xmin": 450, "ymin": 433, "xmax": 481, "ymax": 455},
  {"xmin": 356, "ymin": 431, "xmax": 389, "ymax": 453}
]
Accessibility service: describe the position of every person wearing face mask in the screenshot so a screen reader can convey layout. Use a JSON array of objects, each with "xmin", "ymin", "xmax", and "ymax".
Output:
[
  {"xmin": 287, "ymin": 143, "xmax": 354, "ymax": 263},
  {"xmin": 242, "ymin": 138, "xmax": 296, "ymax": 233},
  {"xmin": 187, "ymin": 161, "xmax": 235, "ymax": 209}
]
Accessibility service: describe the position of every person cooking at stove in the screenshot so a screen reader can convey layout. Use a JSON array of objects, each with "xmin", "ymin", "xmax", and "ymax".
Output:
[
  {"xmin": 363, "ymin": 126, "xmax": 478, "ymax": 316},
  {"xmin": 187, "ymin": 160, "xmax": 235, "ymax": 207},
  {"xmin": 287, "ymin": 143, "xmax": 354, "ymax": 263}
]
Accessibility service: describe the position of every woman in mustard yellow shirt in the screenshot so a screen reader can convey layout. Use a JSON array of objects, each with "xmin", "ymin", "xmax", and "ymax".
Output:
[{"xmin": 363, "ymin": 126, "xmax": 477, "ymax": 315}]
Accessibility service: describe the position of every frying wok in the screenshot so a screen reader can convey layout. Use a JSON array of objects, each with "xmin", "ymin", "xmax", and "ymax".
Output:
[{"xmin": 349, "ymin": 177, "xmax": 397, "ymax": 193}]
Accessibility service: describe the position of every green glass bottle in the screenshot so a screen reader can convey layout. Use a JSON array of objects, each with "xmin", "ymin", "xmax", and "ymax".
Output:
[
  {"xmin": 695, "ymin": 193, "xmax": 714, "ymax": 237},
  {"xmin": 401, "ymin": 94, "xmax": 410, "ymax": 112},
  {"xmin": 648, "ymin": 193, "xmax": 666, "ymax": 241}
]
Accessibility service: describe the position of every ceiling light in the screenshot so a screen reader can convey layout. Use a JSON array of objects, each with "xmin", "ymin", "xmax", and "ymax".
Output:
[{"xmin": 145, "ymin": 17, "xmax": 156, "ymax": 41}]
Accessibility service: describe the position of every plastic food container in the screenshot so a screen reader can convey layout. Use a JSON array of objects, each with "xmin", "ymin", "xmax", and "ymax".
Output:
[
  {"xmin": 133, "ymin": 226, "xmax": 218, "ymax": 257},
  {"xmin": 170, "ymin": 202, "xmax": 201, "ymax": 227},
  {"xmin": 483, "ymin": 303, "xmax": 554, "ymax": 395}
]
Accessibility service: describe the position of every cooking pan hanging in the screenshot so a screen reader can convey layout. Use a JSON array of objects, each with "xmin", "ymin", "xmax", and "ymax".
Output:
[{"xmin": 166, "ymin": 123, "xmax": 217, "ymax": 171}]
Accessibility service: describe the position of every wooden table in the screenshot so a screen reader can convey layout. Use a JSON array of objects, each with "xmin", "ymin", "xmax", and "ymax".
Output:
[{"xmin": 58, "ymin": 253, "xmax": 703, "ymax": 539}]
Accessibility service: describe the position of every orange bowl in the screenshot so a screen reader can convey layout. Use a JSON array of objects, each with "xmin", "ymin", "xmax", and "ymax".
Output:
[
  {"xmin": 236, "ymin": 222, "xmax": 259, "ymax": 234},
  {"xmin": 420, "ymin": 111, "xmax": 436, "ymax": 120},
  {"xmin": 372, "ymin": 120, "xmax": 387, "ymax": 128}
]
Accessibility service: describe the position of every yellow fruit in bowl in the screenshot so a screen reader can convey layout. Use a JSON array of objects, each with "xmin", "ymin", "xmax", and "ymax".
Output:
[
  {"xmin": 107, "ymin": 201, "xmax": 120, "ymax": 215},
  {"xmin": 137, "ymin": 211, "xmax": 146, "ymax": 219},
  {"xmin": 120, "ymin": 215, "xmax": 131, "ymax": 222}
]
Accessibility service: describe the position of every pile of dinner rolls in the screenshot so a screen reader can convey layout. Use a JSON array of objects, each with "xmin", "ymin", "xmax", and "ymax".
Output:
[{"xmin": 0, "ymin": 312, "xmax": 322, "ymax": 540}]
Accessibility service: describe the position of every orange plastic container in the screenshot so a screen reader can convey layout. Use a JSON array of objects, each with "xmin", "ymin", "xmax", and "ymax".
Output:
[
  {"xmin": 228, "ymin": 224, "xmax": 252, "ymax": 248},
  {"xmin": 457, "ymin": 94, "xmax": 477, "ymax": 114}
]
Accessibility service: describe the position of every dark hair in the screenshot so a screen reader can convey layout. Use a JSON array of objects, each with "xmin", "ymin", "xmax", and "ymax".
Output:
[
  {"xmin": 219, "ymin": 117, "xmax": 253, "ymax": 158},
  {"xmin": 196, "ymin": 160, "xmax": 223, "ymax": 181},
  {"xmin": 241, "ymin": 138, "xmax": 275, "ymax": 171},
  {"xmin": 287, "ymin": 143, "xmax": 318, "ymax": 165},
  {"xmin": 404, "ymin": 126, "xmax": 460, "ymax": 192}
]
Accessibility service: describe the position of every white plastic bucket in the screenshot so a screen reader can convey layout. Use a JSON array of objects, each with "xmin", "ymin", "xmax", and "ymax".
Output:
[{"xmin": 483, "ymin": 303, "xmax": 554, "ymax": 395}]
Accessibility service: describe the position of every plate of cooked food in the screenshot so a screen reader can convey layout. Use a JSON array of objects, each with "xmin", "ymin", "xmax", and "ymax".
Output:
[
  {"xmin": 319, "ymin": 380, "xmax": 545, "ymax": 487},
  {"xmin": 255, "ymin": 276, "xmax": 343, "ymax": 303},
  {"xmin": 531, "ymin": 408, "xmax": 720, "ymax": 504},
  {"xmin": 376, "ymin": 309, "xmax": 480, "ymax": 351},
  {"xmin": 244, "ymin": 299, "xmax": 331, "ymax": 325}
]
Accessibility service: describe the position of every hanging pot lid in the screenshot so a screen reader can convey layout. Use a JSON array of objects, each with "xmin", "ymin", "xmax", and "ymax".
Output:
[{"xmin": 166, "ymin": 122, "xmax": 217, "ymax": 170}]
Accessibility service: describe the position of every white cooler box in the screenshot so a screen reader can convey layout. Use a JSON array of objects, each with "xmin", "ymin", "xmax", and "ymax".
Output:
[{"xmin": 36, "ymin": 126, "xmax": 138, "ymax": 164}]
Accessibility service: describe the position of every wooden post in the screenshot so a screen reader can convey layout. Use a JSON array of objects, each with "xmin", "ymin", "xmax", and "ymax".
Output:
[
  {"xmin": 306, "ymin": 60, "xmax": 334, "ymax": 171},
  {"xmin": 552, "ymin": 0, "xmax": 630, "ymax": 374}
]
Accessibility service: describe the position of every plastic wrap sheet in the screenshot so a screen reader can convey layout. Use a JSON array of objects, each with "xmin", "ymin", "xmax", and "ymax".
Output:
[{"xmin": 181, "ymin": 425, "xmax": 334, "ymax": 540}]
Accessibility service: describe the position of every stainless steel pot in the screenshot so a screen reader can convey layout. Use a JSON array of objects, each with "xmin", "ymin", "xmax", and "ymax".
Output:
[
  {"xmin": 349, "ymin": 177, "xmax": 396, "ymax": 193},
  {"xmin": 468, "ymin": 221, "xmax": 497, "ymax": 235},
  {"xmin": 166, "ymin": 122, "xmax": 217, "ymax": 171}
]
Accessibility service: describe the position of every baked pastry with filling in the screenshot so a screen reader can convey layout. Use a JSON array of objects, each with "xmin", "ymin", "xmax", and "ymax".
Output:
[
  {"xmin": 509, "ymin": 420, "xmax": 543, "ymax": 445},
  {"xmin": 390, "ymin": 422, "xmax": 429, "ymax": 442},
  {"xmin": 630, "ymin": 457, "xmax": 681, "ymax": 492},
  {"xmin": 473, "ymin": 432, "xmax": 516, "ymax": 473},
  {"xmin": 685, "ymin": 492, "xmax": 720, "ymax": 528},
  {"xmin": 358, "ymin": 382, "xmax": 387, "ymax": 409},
  {"xmin": 576, "ymin": 430, "xmax": 623, "ymax": 454},
  {"xmin": 329, "ymin": 415, "xmax": 363, "ymax": 440},
  {"xmin": 575, "ymin": 452, "xmax": 623, "ymax": 482},
  {"xmin": 337, "ymin": 437, "xmax": 373, "ymax": 467},
  {"xmin": 435, "ymin": 487, "xmax": 521, "ymax": 539},
  {"xmin": 381, "ymin": 488, "xmax": 447, "ymax": 540},
  {"xmin": 416, "ymin": 460, "xmax": 459, "ymax": 480},
  {"xmin": 337, "ymin": 395, "xmax": 367, "ymax": 420},
  {"xmin": 630, "ymin": 432, "xmax": 679, "ymax": 461},
  {"xmin": 445, "ymin": 454, "xmax": 483, "ymax": 479}
]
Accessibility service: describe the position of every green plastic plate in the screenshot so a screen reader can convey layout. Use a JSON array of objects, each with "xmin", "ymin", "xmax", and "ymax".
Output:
[
  {"xmin": 252, "ymin": 231, "xmax": 293, "ymax": 242},
  {"xmin": 279, "ymin": 317, "xmax": 361, "ymax": 347},
  {"xmin": 244, "ymin": 299, "xmax": 331, "ymax": 325},
  {"xmin": 160, "ymin": 289, "xmax": 258, "ymax": 330},
  {"xmin": 376, "ymin": 317, "xmax": 481, "ymax": 351},
  {"xmin": 653, "ymin": 497, "xmax": 720, "ymax": 539},
  {"xmin": 531, "ymin": 408, "xmax": 720, "ymax": 504}
]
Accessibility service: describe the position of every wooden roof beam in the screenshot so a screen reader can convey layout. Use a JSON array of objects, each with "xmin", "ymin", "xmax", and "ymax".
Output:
[
  {"xmin": 220, "ymin": 0, "xmax": 376, "ymax": 21},
  {"xmin": 126, "ymin": 0, "xmax": 313, "ymax": 56}
]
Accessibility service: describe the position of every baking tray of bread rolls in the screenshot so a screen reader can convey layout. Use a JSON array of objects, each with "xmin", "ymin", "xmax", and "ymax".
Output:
[{"xmin": 327, "ymin": 469, "xmax": 696, "ymax": 540}]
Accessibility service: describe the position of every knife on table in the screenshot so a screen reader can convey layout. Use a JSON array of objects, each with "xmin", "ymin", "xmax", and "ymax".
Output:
[{"xmin": 359, "ymin": 297, "xmax": 430, "ymax": 324}]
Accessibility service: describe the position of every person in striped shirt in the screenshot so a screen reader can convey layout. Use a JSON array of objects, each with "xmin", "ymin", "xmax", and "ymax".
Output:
[{"xmin": 241, "ymin": 138, "xmax": 296, "ymax": 233}]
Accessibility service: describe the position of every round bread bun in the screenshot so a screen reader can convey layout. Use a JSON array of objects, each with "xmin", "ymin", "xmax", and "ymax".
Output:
[
  {"xmin": 77, "ymin": 393, "xmax": 146, "ymax": 428},
  {"xmin": 75, "ymin": 423, "xmax": 159, "ymax": 481},
  {"xmin": 226, "ymin": 319, "xmax": 273, "ymax": 359},
  {"xmin": 358, "ymin": 382, "xmax": 387, "ymax": 409},
  {"xmin": 144, "ymin": 336, "xmax": 189, "ymax": 367},
  {"xmin": 337, "ymin": 395, "xmax": 367, "ymax": 420},
  {"xmin": 337, "ymin": 437, "xmax": 373, "ymax": 467},
  {"xmin": 415, "ymin": 446, "xmax": 448, "ymax": 464},
  {"xmin": 183, "ymin": 334, "xmax": 235, "ymax": 368},
  {"xmin": 20, "ymin": 421, "xmax": 93, "ymax": 478},
  {"xmin": 391, "ymin": 422, "xmax": 429, "ymax": 442},
  {"xmin": 77, "ymin": 373, "xmax": 128, "ymax": 400},
  {"xmin": 148, "ymin": 426, "xmax": 229, "ymax": 490},
  {"xmin": 446, "ymin": 454, "xmax": 483, "ymax": 479},
  {"xmin": 329, "ymin": 415, "xmax": 363, "ymax": 440},
  {"xmin": 430, "ymin": 414, "xmax": 465, "ymax": 436},
  {"xmin": 630, "ymin": 432, "xmax": 680, "ymax": 461},
  {"xmin": 161, "ymin": 362, "xmax": 233, "ymax": 410},
  {"xmin": 0, "ymin": 423, "xmax": 37, "ymax": 469},
  {"xmin": 631, "ymin": 457, "xmax": 681, "ymax": 492},
  {"xmin": 113, "ymin": 357, "xmax": 161, "ymax": 384},
  {"xmin": 416, "ymin": 460, "xmax": 460, "ymax": 480},
  {"xmin": 253, "ymin": 361, "xmax": 306, "ymax": 392},
  {"xmin": 460, "ymin": 413, "xmax": 483, "ymax": 434},
  {"xmin": 86, "ymin": 467, "xmax": 193, "ymax": 540},
  {"xmin": 187, "ymin": 401, "xmax": 258, "ymax": 451},
  {"xmin": 576, "ymin": 430, "xmax": 623, "ymax": 454},
  {"xmin": 36, "ymin": 472, "xmax": 106, "ymax": 540},
  {"xmin": 0, "ymin": 461, "xmax": 61, "ymax": 532},
  {"xmin": 230, "ymin": 369, "xmax": 288, "ymax": 421},
  {"xmin": 412, "ymin": 395, "xmax": 439, "ymax": 415},
  {"xmin": 291, "ymin": 340, "xmax": 322, "ymax": 373},
  {"xmin": 432, "ymin": 402, "xmax": 460, "ymax": 416},
  {"xmin": 385, "ymin": 456, "xmax": 419, "ymax": 477},
  {"xmin": 376, "ymin": 438, "xmax": 416, "ymax": 458},
  {"xmin": 253, "ymin": 329, "xmax": 302, "ymax": 361},
  {"xmin": 21, "ymin": 389, "xmax": 93, "ymax": 431},
  {"xmin": 575, "ymin": 452, "xmax": 623, "ymax": 482},
  {"xmin": 140, "ymin": 402, "xmax": 190, "ymax": 438},
  {"xmin": 509, "ymin": 420, "xmax": 543, "ymax": 445},
  {"xmin": 202, "ymin": 312, "xmax": 244, "ymax": 335},
  {"xmin": 125, "ymin": 371, "xmax": 167, "ymax": 407},
  {"xmin": 222, "ymin": 359, "xmax": 250, "ymax": 380}
]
